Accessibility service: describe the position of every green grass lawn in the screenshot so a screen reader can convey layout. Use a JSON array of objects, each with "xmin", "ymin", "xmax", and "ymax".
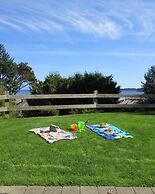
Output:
[{"xmin": 0, "ymin": 112, "xmax": 155, "ymax": 186}]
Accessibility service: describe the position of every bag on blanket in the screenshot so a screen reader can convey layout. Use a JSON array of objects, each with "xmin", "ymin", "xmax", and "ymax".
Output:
[
  {"xmin": 86, "ymin": 124, "xmax": 133, "ymax": 140},
  {"xmin": 29, "ymin": 125, "xmax": 77, "ymax": 143}
]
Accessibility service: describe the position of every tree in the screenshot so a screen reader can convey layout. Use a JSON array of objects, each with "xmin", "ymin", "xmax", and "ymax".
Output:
[
  {"xmin": 65, "ymin": 72, "xmax": 120, "ymax": 94},
  {"xmin": 0, "ymin": 44, "xmax": 14, "ymax": 83},
  {"xmin": 30, "ymin": 73, "xmax": 66, "ymax": 94},
  {"xmin": 142, "ymin": 65, "xmax": 155, "ymax": 94},
  {"xmin": 30, "ymin": 80, "xmax": 44, "ymax": 94},
  {"xmin": 43, "ymin": 73, "xmax": 66, "ymax": 94},
  {"xmin": 30, "ymin": 71, "xmax": 120, "ymax": 94},
  {"xmin": 29, "ymin": 71, "xmax": 120, "ymax": 116},
  {"xmin": 0, "ymin": 44, "xmax": 36, "ymax": 94}
]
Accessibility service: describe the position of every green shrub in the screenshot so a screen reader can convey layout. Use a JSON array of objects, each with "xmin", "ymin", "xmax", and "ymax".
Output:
[
  {"xmin": 142, "ymin": 65, "xmax": 155, "ymax": 94},
  {"xmin": 48, "ymin": 109, "xmax": 59, "ymax": 116}
]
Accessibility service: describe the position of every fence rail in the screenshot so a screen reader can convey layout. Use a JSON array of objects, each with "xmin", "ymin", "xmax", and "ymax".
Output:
[{"xmin": 0, "ymin": 91, "xmax": 155, "ymax": 113}]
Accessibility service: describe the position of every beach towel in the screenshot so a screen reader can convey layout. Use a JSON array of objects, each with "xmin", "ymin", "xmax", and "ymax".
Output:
[
  {"xmin": 29, "ymin": 125, "xmax": 77, "ymax": 143},
  {"xmin": 86, "ymin": 124, "xmax": 133, "ymax": 140}
]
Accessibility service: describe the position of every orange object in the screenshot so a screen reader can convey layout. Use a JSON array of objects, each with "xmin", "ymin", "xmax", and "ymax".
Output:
[
  {"xmin": 70, "ymin": 124, "xmax": 78, "ymax": 131},
  {"xmin": 104, "ymin": 129, "xmax": 113, "ymax": 134}
]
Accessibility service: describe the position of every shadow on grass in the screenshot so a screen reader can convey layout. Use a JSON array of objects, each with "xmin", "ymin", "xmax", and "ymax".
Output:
[{"xmin": 124, "ymin": 110, "xmax": 155, "ymax": 116}]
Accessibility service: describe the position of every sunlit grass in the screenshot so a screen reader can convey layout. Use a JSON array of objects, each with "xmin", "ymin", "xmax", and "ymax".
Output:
[{"xmin": 0, "ymin": 112, "xmax": 155, "ymax": 186}]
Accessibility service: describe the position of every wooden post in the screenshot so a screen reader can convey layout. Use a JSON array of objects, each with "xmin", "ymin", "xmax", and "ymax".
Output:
[
  {"xmin": 4, "ymin": 91, "xmax": 10, "ymax": 114},
  {"xmin": 93, "ymin": 90, "xmax": 98, "ymax": 107}
]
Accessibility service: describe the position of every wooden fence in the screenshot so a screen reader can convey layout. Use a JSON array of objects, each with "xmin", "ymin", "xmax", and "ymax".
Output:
[{"xmin": 0, "ymin": 90, "xmax": 155, "ymax": 113}]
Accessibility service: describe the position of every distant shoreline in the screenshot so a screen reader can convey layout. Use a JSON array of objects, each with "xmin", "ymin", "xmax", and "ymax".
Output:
[
  {"xmin": 121, "ymin": 88, "xmax": 142, "ymax": 90},
  {"xmin": 17, "ymin": 88, "xmax": 144, "ymax": 95}
]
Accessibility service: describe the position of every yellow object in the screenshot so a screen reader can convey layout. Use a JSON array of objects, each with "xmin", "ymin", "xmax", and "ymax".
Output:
[
  {"xmin": 100, "ymin": 122, "xmax": 109, "ymax": 128},
  {"xmin": 70, "ymin": 124, "xmax": 78, "ymax": 131}
]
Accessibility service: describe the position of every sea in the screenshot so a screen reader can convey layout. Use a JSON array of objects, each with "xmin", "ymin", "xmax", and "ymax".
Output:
[
  {"xmin": 17, "ymin": 90, "xmax": 31, "ymax": 95},
  {"xmin": 17, "ymin": 89, "xmax": 144, "ymax": 95},
  {"xmin": 120, "ymin": 89, "xmax": 144, "ymax": 95}
]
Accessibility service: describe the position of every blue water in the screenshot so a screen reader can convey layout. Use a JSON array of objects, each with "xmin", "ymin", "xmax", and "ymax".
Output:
[
  {"xmin": 16, "ymin": 90, "xmax": 31, "ymax": 95},
  {"xmin": 17, "ymin": 89, "xmax": 144, "ymax": 95},
  {"xmin": 120, "ymin": 89, "xmax": 143, "ymax": 95}
]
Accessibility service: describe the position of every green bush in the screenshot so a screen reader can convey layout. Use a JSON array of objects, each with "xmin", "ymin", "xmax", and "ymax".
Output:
[
  {"xmin": 28, "ymin": 72, "xmax": 120, "ymax": 117},
  {"xmin": 48, "ymin": 109, "xmax": 59, "ymax": 116},
  {"xmin": 142, "ymin": 65, "xmax": 155, "ymax": 94}
]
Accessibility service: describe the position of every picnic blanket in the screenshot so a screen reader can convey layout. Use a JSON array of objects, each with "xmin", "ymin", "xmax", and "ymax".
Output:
[
  {"xmin": 86, "ymin": 124, "xmax": 133, "ymax": 140},
  {"xmin": 29, "ymin": 126, "xmax": 77, "ymax": 143}
]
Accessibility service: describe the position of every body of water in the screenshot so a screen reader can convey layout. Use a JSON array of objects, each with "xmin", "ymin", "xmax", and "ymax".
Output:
[
  {"xmin": 17, "ymin": 90, "xmax": 31, "ymax": 95},
  {"xmin": 17, "ymin": 89, "xmax": 144, "ymax": 95},
  {"xmin": 120, "ymin": 89, "xmax": 144, "ymax": 95}
]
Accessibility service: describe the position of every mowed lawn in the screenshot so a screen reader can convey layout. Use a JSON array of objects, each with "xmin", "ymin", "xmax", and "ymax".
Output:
[{"xmin": 0, "ymin": 112, "xmax": 155, "ymax": 186}]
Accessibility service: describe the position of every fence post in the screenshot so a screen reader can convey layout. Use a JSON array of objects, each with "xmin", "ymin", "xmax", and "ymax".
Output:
[
  {"xmin": 4, "ymin": 91, "xmax": 10, "ymax": 114},
  {"xmin": 93, "ymin": 90, "xmax": 98, "ymax": 107}
]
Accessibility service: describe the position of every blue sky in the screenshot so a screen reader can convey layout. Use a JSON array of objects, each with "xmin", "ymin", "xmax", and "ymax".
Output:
[{"xmin": 1, "ymin": 0, "xmax": 155, "ymax": 88}]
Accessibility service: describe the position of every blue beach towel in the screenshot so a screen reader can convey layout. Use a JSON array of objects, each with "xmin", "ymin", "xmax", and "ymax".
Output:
[{"xmin": 86, "ymin": 124, "xmax": 133, "ymax": 140}]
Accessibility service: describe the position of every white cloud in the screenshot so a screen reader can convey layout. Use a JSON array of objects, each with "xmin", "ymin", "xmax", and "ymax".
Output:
[
  {"xmin": 18, "ymin": 18, "xmax": 64, "ymax": 32},
  {"xmin": 67, "ymin": 14, "xmax": 121, "ymax": 38},
  {"xmin": 11, "ymin": 50, "xmax": 155, "ymax": 57},
  {"xmin": 1, "ymin": 0, "xmax": 155, "ymax": 39},
  {"xmin": 0, "ymin": 18, "xmax": 23, "ymax": 31}
]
